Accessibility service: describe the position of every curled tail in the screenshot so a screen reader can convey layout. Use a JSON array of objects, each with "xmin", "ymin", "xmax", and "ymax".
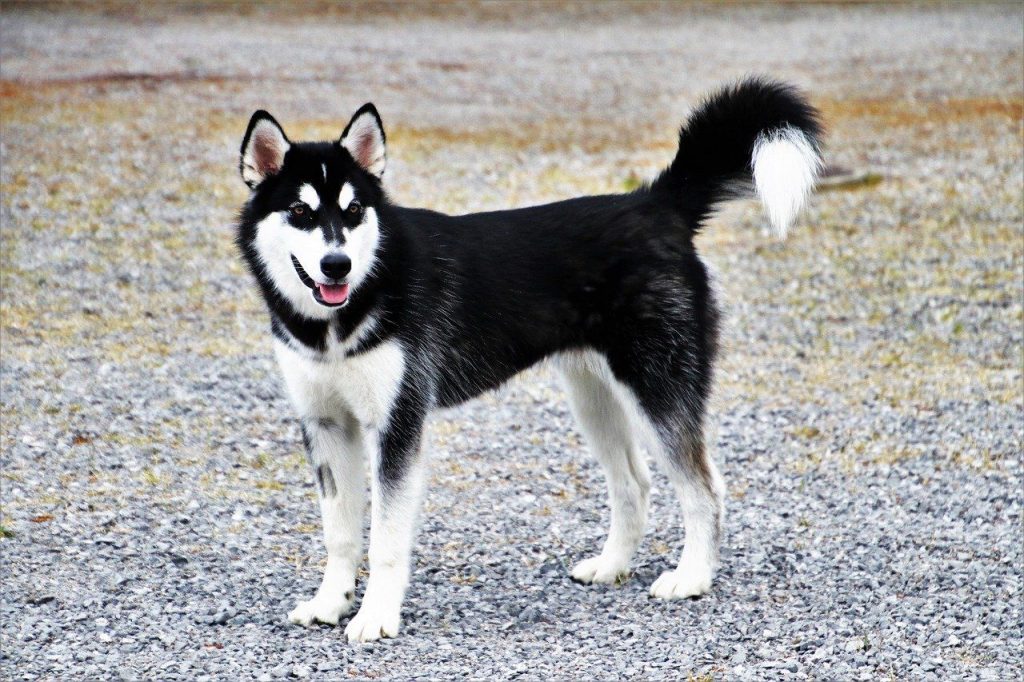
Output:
[{"xmin": 651, "ymin": 77, "xmax": 823, "ymax": 237}]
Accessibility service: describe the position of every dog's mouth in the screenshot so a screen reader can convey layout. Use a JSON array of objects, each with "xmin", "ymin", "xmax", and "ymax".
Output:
[{"xmin": 291, "ymin": 255, "xmax": 350, "ymax": 307}]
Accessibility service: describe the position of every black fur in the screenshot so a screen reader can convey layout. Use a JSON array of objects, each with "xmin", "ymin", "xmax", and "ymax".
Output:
[{"xmin": 315, "ymin": 464, "xmax": 337, "ymax": 498}]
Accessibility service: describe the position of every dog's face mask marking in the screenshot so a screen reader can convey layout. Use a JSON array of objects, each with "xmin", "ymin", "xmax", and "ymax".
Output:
[{"xmin": 239, "ymin": 105, "xmax": 387, "ymax": 319}]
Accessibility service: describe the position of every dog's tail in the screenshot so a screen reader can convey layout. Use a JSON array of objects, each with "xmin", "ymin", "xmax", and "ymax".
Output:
[{"xmin": 650, "ymin": 77, "xmax": 823, "ymax": 237}]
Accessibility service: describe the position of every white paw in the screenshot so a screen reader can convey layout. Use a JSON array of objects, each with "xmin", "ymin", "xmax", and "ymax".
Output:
[
  {"xmin": 571, "ymin": 555, "xmax": 630, "ymax": 585},
  {"xmin": 287, "ymin": 591, "xmax": 354, "ymax": 626},
  {"xmin": 649, "ymin": 565, "xmax": 713, "ymax": 600},
  {"xmin": 344, "ymin": 602, "xmax": 400, "ymax": 643}
]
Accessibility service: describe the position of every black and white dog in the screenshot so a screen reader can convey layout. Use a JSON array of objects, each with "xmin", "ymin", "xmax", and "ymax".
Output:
[{"xmin": 236, "ymin": 78, "xmax": 821, "ymax": 642}]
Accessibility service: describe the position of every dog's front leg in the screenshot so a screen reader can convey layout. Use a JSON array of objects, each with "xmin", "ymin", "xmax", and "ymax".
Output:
[
  {"xmin": 344, "ymin": 393, "xmax": 427, "ymax": 643},
  {"xmin": 288, "ymin": 414, "xmax": 367, "ymax": 626}
]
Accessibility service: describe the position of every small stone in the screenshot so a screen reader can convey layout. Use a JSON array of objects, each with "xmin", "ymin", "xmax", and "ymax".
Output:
[{"xmin": 518, "ymin": 605, "xmax": 541, "ymax": 623}]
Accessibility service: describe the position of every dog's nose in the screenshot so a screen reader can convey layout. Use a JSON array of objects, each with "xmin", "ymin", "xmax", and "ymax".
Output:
[{"xmin": 319, "ymin": 253, "xmax": 351, "ymax": 280}]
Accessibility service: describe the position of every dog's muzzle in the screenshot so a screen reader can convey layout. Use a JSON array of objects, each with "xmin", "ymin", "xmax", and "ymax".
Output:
[{"xmin": 291, "ymin": 255, "xmax": 350, "ymax": 307}]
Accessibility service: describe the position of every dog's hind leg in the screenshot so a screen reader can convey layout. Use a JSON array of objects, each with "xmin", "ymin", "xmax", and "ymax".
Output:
[
  {"xmin": 611, "ymin": 269, "xmax": 725, "ymax": 599},
  {"xmin": 558, "ymin": 354, "xmax": 651, "ymax": 585},
  {"xmin": 622, "ymin": 361, "xmax": 724, "ymax": 600},
  {"xmin": 288, "ymin": 412, "xmax": 367, "ymax": 626},
  {"xmin": 646, "ymin": 422, "xmax": 725, "ymax": 600}
]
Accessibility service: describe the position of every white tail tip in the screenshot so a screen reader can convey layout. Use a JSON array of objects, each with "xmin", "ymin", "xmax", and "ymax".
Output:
[{"xmin": 752, "ymin": 127, "xmax": 822, "ymax": 238}]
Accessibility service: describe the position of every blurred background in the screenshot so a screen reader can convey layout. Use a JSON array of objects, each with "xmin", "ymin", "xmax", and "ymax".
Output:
[{"xmin": 1, "ymin": 2, "xmax": 1021, "ymax": 680}]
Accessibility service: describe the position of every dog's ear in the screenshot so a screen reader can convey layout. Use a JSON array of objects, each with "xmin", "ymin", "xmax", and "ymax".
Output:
[
  {"xmin": 340, "ymin": 103, "xmax": 386, "ymax": 179},
  {"xmin": 240, "ymin": 111, "xmax": 290, "ymax": 188}
]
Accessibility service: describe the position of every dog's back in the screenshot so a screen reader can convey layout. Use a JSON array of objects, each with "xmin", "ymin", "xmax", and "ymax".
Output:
[{"xmin": 376, "ymin": 78, "xmax": 822, "ymax": 406}]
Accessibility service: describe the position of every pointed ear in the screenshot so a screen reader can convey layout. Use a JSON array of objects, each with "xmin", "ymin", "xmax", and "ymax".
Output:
[
  {"xmin": 340, "ymin": 103, "xmax": 386, "ymax": 178},
  {"xmin": 240, "ymin": 111, "xmax": 290, "ymax": 188}
]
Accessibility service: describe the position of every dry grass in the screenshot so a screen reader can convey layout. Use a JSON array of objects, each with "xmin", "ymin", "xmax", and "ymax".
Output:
[
  {"xmin": 819, "ymin": 96, "xmax": 1023, "ymax": 128},
  {"xmin": 0, "ymin": 1, "xmax": 877, "ymax": 25}
]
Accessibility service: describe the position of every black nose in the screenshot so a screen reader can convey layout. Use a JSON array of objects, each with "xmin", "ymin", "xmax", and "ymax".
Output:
[{"xmin": 320, "ymin": 253, "xmax": 351, "ymax": 280}]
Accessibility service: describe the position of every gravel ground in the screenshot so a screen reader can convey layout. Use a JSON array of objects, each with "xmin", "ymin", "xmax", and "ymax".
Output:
[{"xmin": 1, "ymin": 2, "xmax": 1022, "ymax": 680}]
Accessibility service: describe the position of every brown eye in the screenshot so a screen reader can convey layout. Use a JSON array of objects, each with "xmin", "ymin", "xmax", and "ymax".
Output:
[
  {"xmin": 290, "ymin": 203, "xmax": 306, "ymax": 216},
  {"xmin": 348, "ymin": 200, "xmax": 362, "ymax": 214}
]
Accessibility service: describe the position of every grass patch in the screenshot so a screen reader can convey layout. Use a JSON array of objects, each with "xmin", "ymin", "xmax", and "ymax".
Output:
[
  {"xmin": 817, "ymin": 171, "xmax": 884, "ymax": 192},
  {"xmin": 819, "ymin": 96, "xmax": 1023, "ymax": 128}
]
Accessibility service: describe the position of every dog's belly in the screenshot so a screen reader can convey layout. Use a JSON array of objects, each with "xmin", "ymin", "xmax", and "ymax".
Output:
[
  {"xmin": 432, "ymin": 368, "xmax": 510, "ymax": 408},
  {"xmin": 430, "ymin": 342, "xmax": 566, "ymax": 408}
]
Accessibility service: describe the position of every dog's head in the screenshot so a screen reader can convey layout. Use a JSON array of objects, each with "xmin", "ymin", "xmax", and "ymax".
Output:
[{"xmin": 237, "ymin": 104, "xmax": 387, "ymax": 318}]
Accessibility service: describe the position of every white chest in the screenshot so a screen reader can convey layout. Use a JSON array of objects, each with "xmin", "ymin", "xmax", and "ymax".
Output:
[{"xmin": 274, "ymin": 336, "xmax": 406, "ymax": 429}]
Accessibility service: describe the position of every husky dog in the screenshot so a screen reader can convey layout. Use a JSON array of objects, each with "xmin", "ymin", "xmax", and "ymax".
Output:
[{"xmin": 235, "ymin": 78, "xmax": 821, "ymax": 642}]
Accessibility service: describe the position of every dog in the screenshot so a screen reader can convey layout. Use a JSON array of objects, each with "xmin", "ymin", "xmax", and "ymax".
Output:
[{"xmin": 235, "ymin": 78, "xmax": 822, "ymax": 642}]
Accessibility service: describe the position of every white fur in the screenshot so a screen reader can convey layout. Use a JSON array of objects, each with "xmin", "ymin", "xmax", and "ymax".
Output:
[
  {"xmin": 242, "ymin": 119, "xmax": 289, "ymax": 186},
  {"xmin": 288, "ymin": 588, "xmax": 353, "ymax": 626},
  {"xmin": 555, "ymin": 350, "xmax": 659, "ymax": 448},
  {"xmin": 274, "ymin": 338, "xmax": 405, "ymax": 429},
  {"xmin": 752, "ymin": 126, "xmax": 821, "ymax": 238},
  {"xmin": 254, "ymin": 212, "xmax": 332, "ymax": 319},
  {"xmin": 298, "ymin": 183, "xmax": 320, "ymax": 211},
  {"xmin": 276, "ymin": 338, "xmax": 410, "ymax": 636},
  {"xmin": 288, "ymin": 414, "xmax": 368, "ymax": 626},
  {"xmin": 338, "ymin": 182, "xmax": 355, "ymax": 210},
  {"xmin": 557, "ymin": 353, "xmax": 651, "ymax": 585},
  {"xmin": 345, "ymin": 589, "xmax": 401, "ymax": 642},
  {"xmin": 346, "ymin": 444, "xmax": 426, "ymax": 643},
  {"xmin": 274, "ymin": 334, "xmax": 417, "ymax": 642},
  {"xmin": 341, "ymin": 112, "xmax": 386, "ymax": 178},
  {"xmin": 343, "ymin": 207, "xmax": 380, "ymax": 292},
  {"xmin": 253, "ymin": 207, "xmax": 381, "ymax": 318},
  {"xmin": 649, "ymin": 564, "xmax": 713, "ymax": 599},
  {"xmin": 554, "ymin": 350, "xmax": 723, "ymax": 599},
  {"xmin": 648, "ymin": 447, "xmax": 724, "ymax": 600},
  {"xmin": 334, "ymin": 313, "xmax": 380, "ymax": 357}
]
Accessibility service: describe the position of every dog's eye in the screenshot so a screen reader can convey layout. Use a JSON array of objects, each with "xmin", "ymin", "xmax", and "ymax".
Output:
[
  {"xmin": 347, "ymin": 200, "xmax": 362, "ymax": 215},
  {"xmin": 289, "ymin": 202, "xmax": 307, "ymax": 217}
]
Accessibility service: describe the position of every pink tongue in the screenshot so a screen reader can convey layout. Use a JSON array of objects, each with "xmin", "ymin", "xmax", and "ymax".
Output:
[{"xmin": 318, "ymin": 283, "xmax": 349, "ymax": 304}]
